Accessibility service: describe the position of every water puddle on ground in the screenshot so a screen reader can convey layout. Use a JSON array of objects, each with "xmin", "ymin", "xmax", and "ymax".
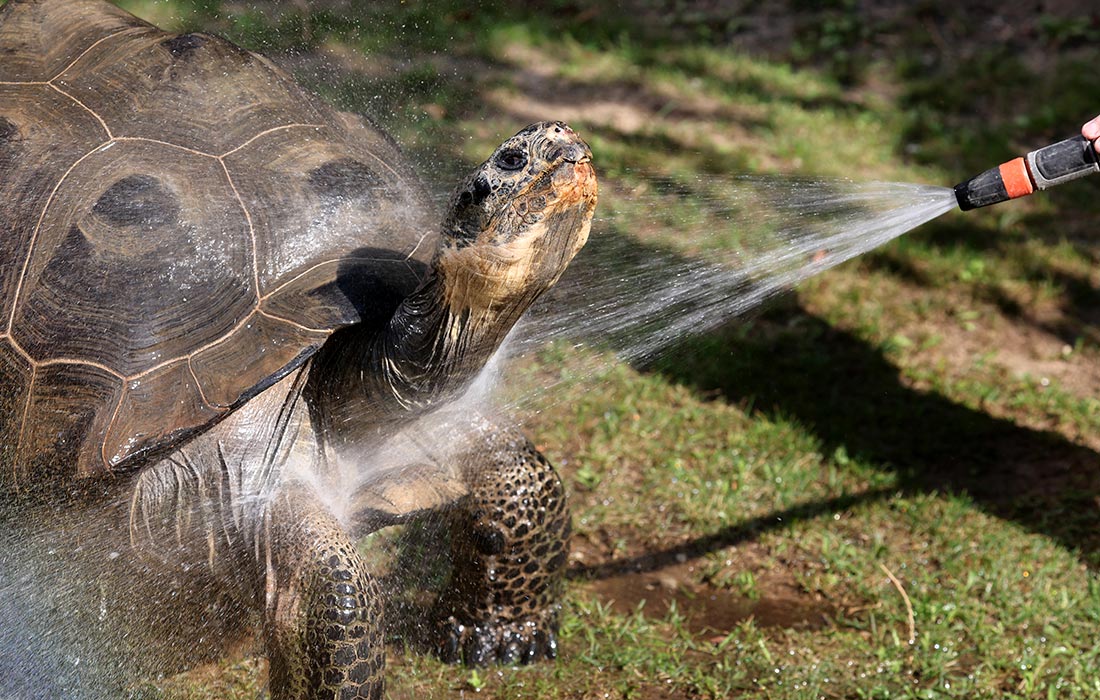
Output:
[{"xmin": 583, "ymin": 563, "xmax": 837, "ymax": 636}]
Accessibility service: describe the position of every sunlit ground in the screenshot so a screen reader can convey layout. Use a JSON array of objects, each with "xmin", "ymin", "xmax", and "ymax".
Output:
[{"xmin": 12, "ymin": 0, "xmax": 1100, "ymax": 697}]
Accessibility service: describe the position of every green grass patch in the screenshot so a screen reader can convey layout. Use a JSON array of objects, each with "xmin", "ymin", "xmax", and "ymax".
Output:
[{"xmin": 28, "ymin": 0, "xmax": 1100, "ymax": 698}]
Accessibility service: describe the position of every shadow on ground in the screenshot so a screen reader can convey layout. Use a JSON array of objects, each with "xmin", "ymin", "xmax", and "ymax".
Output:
[
  {"xmin": 639, "ymin": 304, "xmax": 1100, "ymax": 570},
  {"xmin": 531, "ymin": 214, "xmax": 1100, "ymax": 580}
]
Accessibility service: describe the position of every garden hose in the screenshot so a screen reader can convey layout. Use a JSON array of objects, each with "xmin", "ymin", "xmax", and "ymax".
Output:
[{"xmin": 954, "ymin": 133, "xmax": 1099, "ymax": 210}]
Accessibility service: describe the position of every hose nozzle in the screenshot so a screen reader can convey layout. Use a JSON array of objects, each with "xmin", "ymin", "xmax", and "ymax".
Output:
[{"xmin": 954, "ymin": 134, "xmax": 1099, "ymax": 211}]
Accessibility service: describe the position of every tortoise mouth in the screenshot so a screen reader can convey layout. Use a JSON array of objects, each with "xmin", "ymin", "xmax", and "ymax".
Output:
[
  {"xmin": 502, "ymin": 155, "xmax": 597, "ymax": 224},
  {"xmin": 560, "ymin": 160, "xmax": 598, "ymax": 205},
  {"xmin": 511, "ymin": 129, "xmax": 594, "ymax": 202}
]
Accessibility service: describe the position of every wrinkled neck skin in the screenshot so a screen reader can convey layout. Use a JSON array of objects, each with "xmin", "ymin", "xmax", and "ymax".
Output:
[{"xmin": 306, "ymin": 263, "xmax": 538, "ymax": 455}]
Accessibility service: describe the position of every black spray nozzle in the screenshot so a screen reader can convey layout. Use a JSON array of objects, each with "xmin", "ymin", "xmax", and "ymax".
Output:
[
  {"xmin": 954, "ymin": 162, "xmax": 1021, "ymax": 211},
  {"xmin": 954, "ymin": 134, "xmax": 1099, "ymax": 211}
]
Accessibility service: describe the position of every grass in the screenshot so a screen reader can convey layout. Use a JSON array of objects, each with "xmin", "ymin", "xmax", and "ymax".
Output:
[{"xmin": 14, "ymin": 0, "xmax": 1100, "ymax": 697}]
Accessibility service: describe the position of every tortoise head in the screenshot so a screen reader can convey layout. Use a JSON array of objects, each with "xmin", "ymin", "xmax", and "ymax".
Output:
[{"xmin": 437, "ymin": 121, "xmax": 597, "ymax": 311}]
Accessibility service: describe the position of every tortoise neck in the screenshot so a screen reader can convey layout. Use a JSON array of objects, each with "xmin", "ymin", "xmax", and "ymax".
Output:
[{"xmin": 307, "ymin": 267, "xmax": 528, "ymax": 449}]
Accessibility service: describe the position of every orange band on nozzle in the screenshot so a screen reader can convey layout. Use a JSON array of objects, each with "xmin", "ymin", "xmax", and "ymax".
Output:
[{"xmin": 999, "ymin": 157, "xmax": 1035, "ymax": 199}]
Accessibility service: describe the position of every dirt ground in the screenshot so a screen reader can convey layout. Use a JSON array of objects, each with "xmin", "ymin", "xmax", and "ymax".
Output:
[{"xmin": 30, "ymin": 1, "xmax": 1100, "ymax": 696}]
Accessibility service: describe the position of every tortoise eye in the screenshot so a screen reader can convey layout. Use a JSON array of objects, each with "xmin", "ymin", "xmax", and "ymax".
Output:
[{"xmin": 495, "ymin": 148, "xmax": 527, "ymax": 171}]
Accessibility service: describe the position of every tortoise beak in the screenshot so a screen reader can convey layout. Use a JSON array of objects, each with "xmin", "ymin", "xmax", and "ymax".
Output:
[
  {"xmin": 558, "ymin": 127, "xmax": 592, "ymax": 164},
  {"xmin": 547, "ymin": 124, "xmax": 596, "ymax": 202},
  {"xmin": 564, "ymin": 139, "xmax": 593, "ymax": 164},
  {"xmin": 543, "ymin": 121, "xmax": 593, "ymax": 165}
]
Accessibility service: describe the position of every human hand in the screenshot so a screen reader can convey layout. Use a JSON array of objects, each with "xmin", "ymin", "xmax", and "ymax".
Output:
[{"xmin": 1085, "ymin": 115, "xmax": 1100, "ymax": 152}]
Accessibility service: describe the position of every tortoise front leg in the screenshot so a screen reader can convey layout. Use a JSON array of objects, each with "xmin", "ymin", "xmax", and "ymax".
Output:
[
  {"xmin": 263, "ymin": 487, "xmax": 385, "ymax": 700},
  {"xmin": 434, "ymin": 432, "xmax": 571, "ymax": 666}
]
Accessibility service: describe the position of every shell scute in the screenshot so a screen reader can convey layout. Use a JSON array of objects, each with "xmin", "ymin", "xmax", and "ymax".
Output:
[
  {"xmin": 54, "ymin": 28, "xmax": 327, "ymax": 154},
  {"xmin": 9, "ymin": 141, "xmax": 255, "ymax": 378},
  {"xmin": 103, "ymin": 360, "xmax": 225, "ymax": 469},
  {"xmin": 0, "ymin": 0, "xmax": 151, "ymax": 83},
  {"xmin": 190, "ymin": 312, "xmax": 329, "ymax": 409},
  {"xmin": 0, "ymin": 83, "xmax": 107, "ymax": 319},
  {"xmin": 18, "ymin": 362, "xmax": 123, "ymax": 482}
]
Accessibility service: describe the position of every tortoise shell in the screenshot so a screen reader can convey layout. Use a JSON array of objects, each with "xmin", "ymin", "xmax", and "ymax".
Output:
[{"xmin": 0, "ymin": 0, "xmax": 435, "ymax": 486}]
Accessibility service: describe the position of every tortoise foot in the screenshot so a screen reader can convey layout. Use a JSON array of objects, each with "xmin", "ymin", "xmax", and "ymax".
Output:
[
  {"xmin": 437, "ymin": 614, "xmax": 558, "ymax": 666},
  {"xmin": 266, "ymin": 489, "xmax": 385, "ymax": 700},
  {"xmin": 434, "ymin": 432, "xmax": 570, "ymax": 667}
]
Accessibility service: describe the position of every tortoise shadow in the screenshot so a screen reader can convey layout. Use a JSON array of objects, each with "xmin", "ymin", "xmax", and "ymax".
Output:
[
  {"xmin": 541, "ymin": 224, "xmax": 1100, "ymax": 579},
  {"xmin": 333, "ymin": 245, "xmax": 428, "ymax": 327},
  {"xmin": 633, "ymin": 305, "xmax": 1100, "ymax": 572}
]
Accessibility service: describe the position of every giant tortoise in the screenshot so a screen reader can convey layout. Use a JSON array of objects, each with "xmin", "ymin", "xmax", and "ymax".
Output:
[{"xmin": 0, "ymin": 0, "xmax": 596, "ymax": 697}]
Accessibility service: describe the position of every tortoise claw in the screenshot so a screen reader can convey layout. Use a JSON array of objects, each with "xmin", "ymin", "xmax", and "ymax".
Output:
[
  {"xmin": 499, "ymin": 640, "xmax": 521, "ymax": 665},
  {"xmin": 436, "ymin": 617, "xmax": 558, "ymax": 667},
  {"xmin": 464, "ymin": 632, "xmax": 491, "ymax": 666},
  {"xmin": 543, "ymin": 630, "xmax": 559, "ymax": 660},
  {"xmin": 440, "ymin": 623, "xmax": 463, "ymax": 664},
  {"xmin": 522, "ymin": 636, "xmax": 541, "ymax": 665}
]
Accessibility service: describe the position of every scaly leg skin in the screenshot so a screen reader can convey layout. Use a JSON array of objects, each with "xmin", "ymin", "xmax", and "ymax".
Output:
[
  {"xmin": 264, "ymin": 487, "xmax": 385, "ymax": 700},
  {"xmin": 435, "ymin": 432, "xmax": 571, "ymax": 666}
]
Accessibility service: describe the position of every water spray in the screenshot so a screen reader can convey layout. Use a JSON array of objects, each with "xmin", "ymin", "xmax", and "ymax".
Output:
[{"xmin": 954, "ymin": 133, "xmax": 1099, "ymax": 210}]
